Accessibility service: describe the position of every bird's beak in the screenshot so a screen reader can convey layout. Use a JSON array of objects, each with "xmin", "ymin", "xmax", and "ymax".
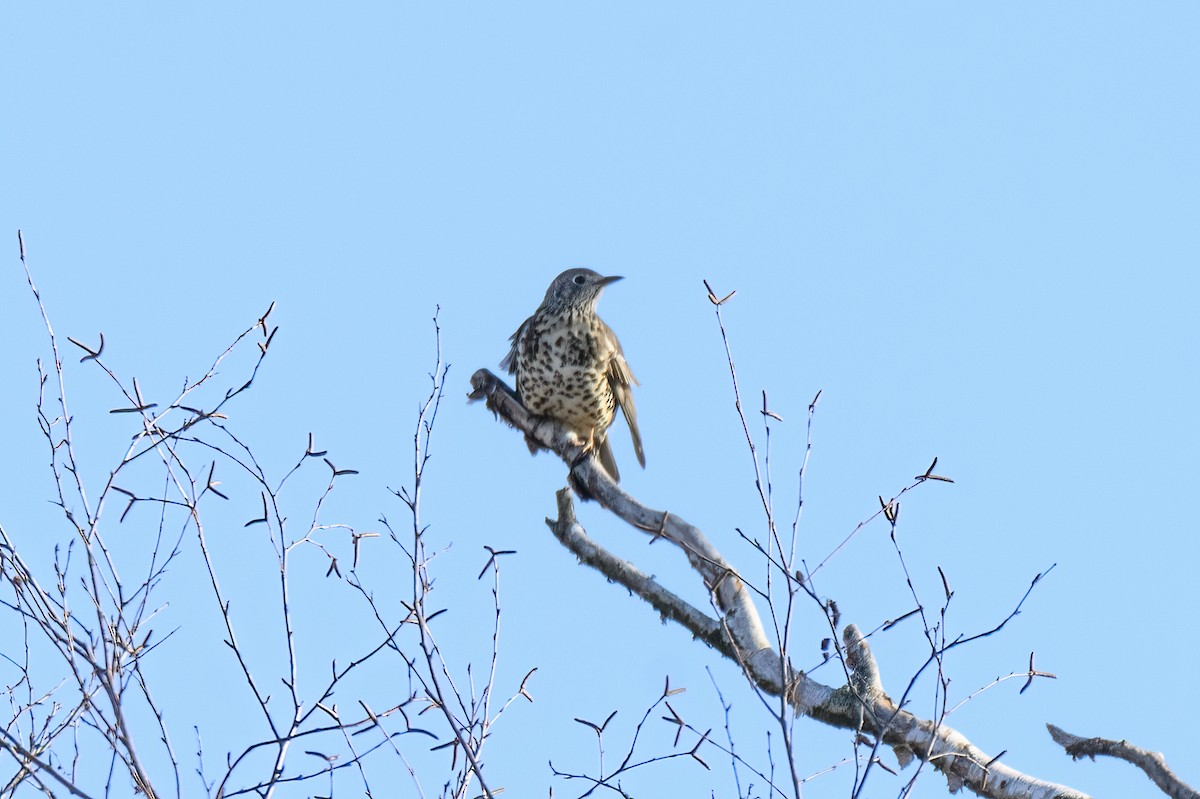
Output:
[{"xmin": 599, "ymin": 275, "xmax": 624, "ymax": 286}]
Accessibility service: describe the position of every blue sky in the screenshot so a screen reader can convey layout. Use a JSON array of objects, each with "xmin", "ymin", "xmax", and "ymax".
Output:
[{"xmin": 2, "ymin": 3, "xmax": 1198, "ymax": 798}]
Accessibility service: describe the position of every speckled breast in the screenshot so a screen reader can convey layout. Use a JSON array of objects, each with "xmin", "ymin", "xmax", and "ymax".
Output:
[{"xmin": 516, "ymin": 308, "xmax": 618, "ymax": 436}]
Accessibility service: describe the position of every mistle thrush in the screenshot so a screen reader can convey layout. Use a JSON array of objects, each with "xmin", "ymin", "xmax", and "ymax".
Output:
[{"xmin": 500, "ymin": 268, "xmax": 646, "ymax": 481}]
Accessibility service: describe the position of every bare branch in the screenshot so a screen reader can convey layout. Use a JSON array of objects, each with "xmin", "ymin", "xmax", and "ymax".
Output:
[
  {"xmin": 469, "ymin": 367, "xmax": 1090, "ymax": 799},
  {"xmin": 1047, "ymin": 725, "xmax": 1197, "ymax": 799}
]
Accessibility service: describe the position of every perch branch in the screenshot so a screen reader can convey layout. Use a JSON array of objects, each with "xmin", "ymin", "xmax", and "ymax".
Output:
[{"xmin": 469, "ymin": 367, "xmax": 1089, "ymax": 799}]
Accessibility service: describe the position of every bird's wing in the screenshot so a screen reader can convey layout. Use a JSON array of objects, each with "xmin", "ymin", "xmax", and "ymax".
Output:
[
  {"xmin": 605, "ymin": 323, "xmax": 646, "ymax": 469},
  {"xmin": 499, "ymin": 317, "xmax": 531, "ymax": 375},
  {"xmin": 596, "ymin": 436, "xmax": 621, "ymax": 482}
]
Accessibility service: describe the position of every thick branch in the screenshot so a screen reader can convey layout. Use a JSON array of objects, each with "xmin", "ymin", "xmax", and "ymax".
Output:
[
  {"xmin": 470, "ymin": 368, "xmax": 1089, "ymax": 799},
  {"xmin": 1047, "ymin": 725, "xmax": 1197, "ymax": 799},
  {"xmin": 547, "ymin": 487, "xmax": 736, "ymax": 661}
]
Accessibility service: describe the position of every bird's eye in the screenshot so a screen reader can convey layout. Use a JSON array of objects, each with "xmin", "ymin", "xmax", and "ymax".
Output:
[{"xmin": 573, "ymin": 275, "xmax": 586, "ymax": 285}]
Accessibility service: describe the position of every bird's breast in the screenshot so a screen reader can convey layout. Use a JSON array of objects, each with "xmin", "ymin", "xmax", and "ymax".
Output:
[{"xmin": 515, "ymin": 310, "xmax": 617, "ymax": 433}]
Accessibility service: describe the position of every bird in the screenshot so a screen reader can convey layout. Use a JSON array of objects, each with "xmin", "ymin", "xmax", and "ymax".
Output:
[{"xmin": 500, "ymin": 268, "xmax": 646, "ymax": 482}]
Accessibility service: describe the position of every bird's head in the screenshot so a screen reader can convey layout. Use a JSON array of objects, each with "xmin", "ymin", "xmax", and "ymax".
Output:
[{"xmin": 543, "ymin": 268, "xmax": 623, "ymax": 311}]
